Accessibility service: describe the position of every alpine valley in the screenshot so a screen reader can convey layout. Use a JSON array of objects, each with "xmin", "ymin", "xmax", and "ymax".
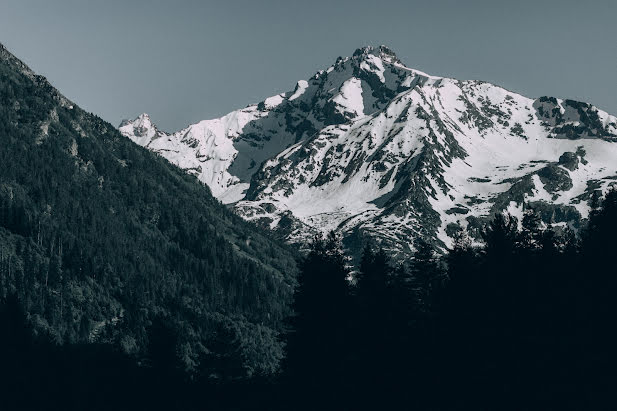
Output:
[{"xmin": 120, "ymin": 46, "xmax": 617, "ymax": 257}]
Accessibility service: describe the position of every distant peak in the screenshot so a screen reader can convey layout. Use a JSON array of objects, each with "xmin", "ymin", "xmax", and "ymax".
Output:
[
  {"xmin": 377, "ymin": 45, "xmax": 398, "ymax": 59},
  {"xmin": 119, "ymin": 113, "xmax": 152, "ymax": 128},
  {"xmin": 352, "ymin": 45, "xmax": 402, "ymax": 65},
  {"xmin": 118, "ymin": 113, "xmax": 160, "ymax": 141}
]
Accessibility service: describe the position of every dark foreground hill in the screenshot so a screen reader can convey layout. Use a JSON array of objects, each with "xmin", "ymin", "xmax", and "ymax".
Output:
[{"xmin": 0, "ymin": 42, "xmax": 297, "ymax": 376}]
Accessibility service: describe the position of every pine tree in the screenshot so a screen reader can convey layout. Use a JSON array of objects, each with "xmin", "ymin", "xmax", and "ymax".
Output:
[
  {"xmin": 519, "ymin": 207, "xmax": 543, "ymax": 250},
  {"xmin": 284, "ymin": 231, "xmax": 351, "ymax": 408},
  {"xmin": 356, "ymin": 244, "xmax": 391, "ymax": 311},
  {"xmin": 410, "ymin": 238, "xmax": 442, "ymax": 314},
  {"xmin": 579, "ymin": 189, "xmax": 617, "ymax": 402},
  {"xmin": 352, "ymin": 245, "xmax": 394, "ymax": 402},
  {"xmin": 482, "ymin": 213, "xmax": 518, "ymax": 260}
]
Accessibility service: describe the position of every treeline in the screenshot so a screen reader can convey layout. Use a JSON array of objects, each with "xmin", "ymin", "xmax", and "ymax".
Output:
[
  {"xmin": 2, "ymin": 190, "xmax": 616, "ymax": 410},
  {"xmin": 282, "ymin": 191, "xmax": 617, "ymax": 410}
]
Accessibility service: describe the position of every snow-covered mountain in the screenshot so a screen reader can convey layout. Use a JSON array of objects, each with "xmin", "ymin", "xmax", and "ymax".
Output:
[{"xmin": 120, "ymin": 45, "xmax": 617, "ymax": 257}]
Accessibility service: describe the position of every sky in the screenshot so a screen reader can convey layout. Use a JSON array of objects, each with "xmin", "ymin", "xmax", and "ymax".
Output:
[{"xmin": 0, "ymin": 0, "xmax": 615, "ymax": 132}]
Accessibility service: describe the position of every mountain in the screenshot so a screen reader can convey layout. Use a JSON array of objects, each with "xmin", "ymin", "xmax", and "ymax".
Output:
[
  {"xmin": 120, "ymin": 45, "xmax": 617, "ymax": 257},
  {"xmin": 0, "ymin": 42, "xmax": 297, "ymax": 375}
]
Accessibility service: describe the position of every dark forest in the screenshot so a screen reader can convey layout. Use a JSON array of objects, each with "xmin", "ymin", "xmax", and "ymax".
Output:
[{"xmin": 2, "ymin": 193, "xmax": 616, "ymax": 409}]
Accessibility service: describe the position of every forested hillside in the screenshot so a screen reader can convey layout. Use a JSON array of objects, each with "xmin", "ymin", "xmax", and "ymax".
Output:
[{"xmin": 0, "ymin": 42, "xmax": 297, "ymax": 375}]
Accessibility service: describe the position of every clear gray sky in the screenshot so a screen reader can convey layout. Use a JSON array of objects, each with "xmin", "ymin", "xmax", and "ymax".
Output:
[{"xmin": 1, "ymin": 0, "xmax": 615, "ymax": 132}]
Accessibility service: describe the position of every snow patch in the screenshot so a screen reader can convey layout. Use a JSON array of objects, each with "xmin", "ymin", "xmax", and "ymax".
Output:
[
  {"xmin": 289, "ymin": 80, "xmax": 308, "ymax": 101},
  {"xmin": 360, "ymin": 54, "xmax": 385, "ymax": 83},
  {"xmin": 332, "ymin": 77, "xmax": 364, "ymax": 118}
]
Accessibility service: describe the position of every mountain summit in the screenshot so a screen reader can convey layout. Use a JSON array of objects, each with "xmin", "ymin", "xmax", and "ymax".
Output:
[{"xmin": 120, "ymin": 45, "xmax": 617, "ymax": 257}]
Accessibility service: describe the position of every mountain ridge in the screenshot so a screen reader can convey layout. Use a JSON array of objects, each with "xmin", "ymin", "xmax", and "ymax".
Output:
[
  {"xmin": 120, "ymin": 45, "xmax": 617, "ymax": 257},
  {"xmin": 0, "ymin": 41, "xmax": 297, "ymax": 374}
]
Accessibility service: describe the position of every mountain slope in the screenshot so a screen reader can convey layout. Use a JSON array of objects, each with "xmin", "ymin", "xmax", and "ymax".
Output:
[
  {"xmin": 120, "ymin": 46, "xmax": 617, "ymax": 257},
  {"xmin": 0, "ymin": 42, "xmax": 297, "ymax": 375}
]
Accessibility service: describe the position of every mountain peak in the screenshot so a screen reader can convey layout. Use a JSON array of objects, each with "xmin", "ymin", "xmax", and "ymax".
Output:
[
  {"xmin": 352, "ymin": 45, "xmax": 402, "ymax": 65},
  {"xmin": 118, "ymin": 113, "xmax": 159, "ymax": 143},
  {"xmin": 136, "ymin": 112, "xmax": 152, "ymax": 123},
  {"xmin": 119, "ymin": 42, "xmax": 617, "ymax": 259},
  {"xmin": 119, "ymin": 113, "xmax": 149, "ymax": 126}
]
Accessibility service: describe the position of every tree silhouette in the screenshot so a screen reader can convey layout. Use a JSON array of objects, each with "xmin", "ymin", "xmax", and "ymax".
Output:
[
  {"xmin": 284, "ymin": 231, "xmax": 351, "ymax": 409},
  {"xmin": 410, "ymin": 238, "xmax": 442, "ymax": 314}
]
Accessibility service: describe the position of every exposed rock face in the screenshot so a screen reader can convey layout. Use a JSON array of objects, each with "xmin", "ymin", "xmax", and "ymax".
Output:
[{"xmin": 120, "ymin": 45, "xmax": 617, "ymax": 257}]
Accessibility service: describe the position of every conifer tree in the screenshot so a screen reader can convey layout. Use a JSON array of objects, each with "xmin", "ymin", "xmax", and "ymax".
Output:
[
  {"xmin": 519, "ymin": 207, "xmax": 543, "ymax": 250},
  {"xmin": 356, "ymin": 244, "xmax": 391, "ymax": 314},
  {"xmin": 284, "ymin": 231, "xmax": 351, "ymax": 408},
  {"xmin": 410, "ymin": 238, "xmax": 442, "ymax": 314},
  {"xmin": 352, "ymin": 245, "xmax": 394, "ymax": 401}
]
